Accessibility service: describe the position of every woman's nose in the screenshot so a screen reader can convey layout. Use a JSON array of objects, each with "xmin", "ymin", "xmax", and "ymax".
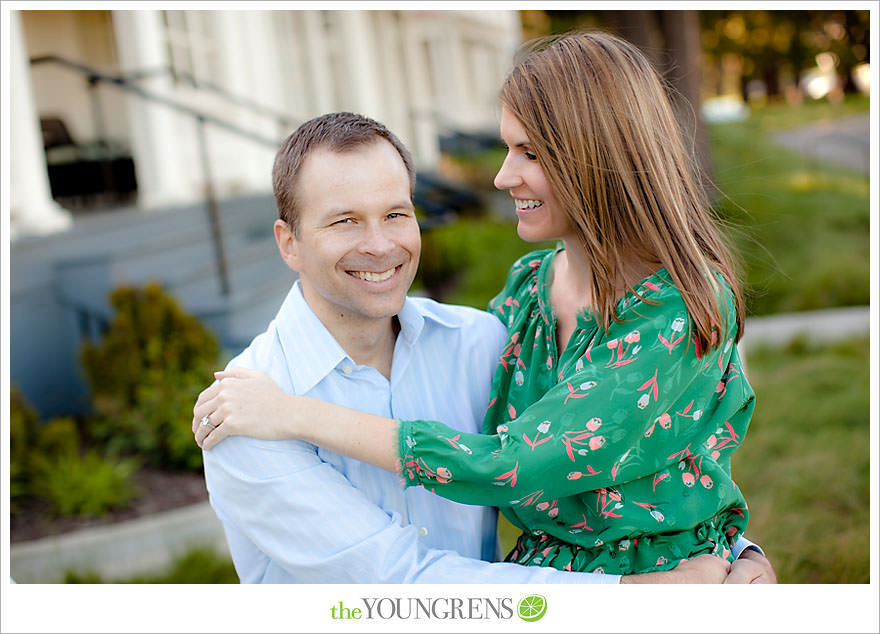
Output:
[{"xmin": 494, "ymin": 154, "xmax": 520, "ymax": 190}]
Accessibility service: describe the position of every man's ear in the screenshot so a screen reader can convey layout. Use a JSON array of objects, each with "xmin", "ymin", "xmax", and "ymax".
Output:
[{"xmin": 274, "ymin": 219, "xmax": 300, "ymax": 272}]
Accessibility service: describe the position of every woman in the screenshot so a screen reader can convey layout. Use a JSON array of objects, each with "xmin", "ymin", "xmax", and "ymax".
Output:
[{"xmin": 195, "ymin": 31, "xmax": 753, "ymax": 576}]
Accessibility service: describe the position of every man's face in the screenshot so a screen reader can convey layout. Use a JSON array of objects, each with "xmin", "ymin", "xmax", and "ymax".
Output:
[{"xmin": 277, "ymin": 140, "xmax": 421, "ymax": 330}]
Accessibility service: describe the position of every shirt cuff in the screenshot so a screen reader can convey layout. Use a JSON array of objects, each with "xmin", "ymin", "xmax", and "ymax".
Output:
[{"xmin": 731, "ymin": 535, "xmax": 765, "ymax": 559}]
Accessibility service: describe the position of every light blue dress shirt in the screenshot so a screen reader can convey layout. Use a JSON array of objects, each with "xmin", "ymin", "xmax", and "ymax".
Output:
[{"xmin": 203, "ymin": 281, "xmax": 619, "ymax": 583}]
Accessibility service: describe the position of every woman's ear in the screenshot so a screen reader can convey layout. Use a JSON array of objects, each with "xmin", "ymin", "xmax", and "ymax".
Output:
[{"xmin": 274, "ymin": 219, "xmax": 301, "ymax": 272}]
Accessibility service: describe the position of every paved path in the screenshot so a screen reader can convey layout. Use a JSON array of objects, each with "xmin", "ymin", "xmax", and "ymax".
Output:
[{"xmin": 773, "ymin": 113, "xmax": 870, "ymax": 173}]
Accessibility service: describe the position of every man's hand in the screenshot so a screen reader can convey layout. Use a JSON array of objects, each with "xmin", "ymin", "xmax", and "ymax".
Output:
[
  {"xmin": 724, "ymin": 548, "xmax": 778, "ymax": 584},
  {"xmin": 621, "ymin": 554, "xmax": 730, "ymax": 584}
]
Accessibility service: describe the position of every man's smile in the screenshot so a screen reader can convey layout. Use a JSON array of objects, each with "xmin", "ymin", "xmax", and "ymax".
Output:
[{"xmin": 347, "ymin": 265, "xmax": 401, "ymax": 283}]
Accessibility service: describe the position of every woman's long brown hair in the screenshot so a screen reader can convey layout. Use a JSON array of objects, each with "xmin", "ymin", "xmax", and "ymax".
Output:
[{"xmin": 499, "ymin": 31, "xmax": 745, "ymax": 351}]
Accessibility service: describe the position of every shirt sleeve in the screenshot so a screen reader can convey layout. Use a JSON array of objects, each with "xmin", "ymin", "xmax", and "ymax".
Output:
[
  {"xmin": 399, "ymin": 285, "xmax": 742, "ymax": 507},
  {"xmin": 204, "ymin": 435, "xmax": 622, "ymax": 583}
]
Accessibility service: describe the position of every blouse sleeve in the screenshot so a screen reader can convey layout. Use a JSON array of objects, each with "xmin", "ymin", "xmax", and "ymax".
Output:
[{"xmin": 398, "ymin": 283, "xmax": 745, "ymax": 508}]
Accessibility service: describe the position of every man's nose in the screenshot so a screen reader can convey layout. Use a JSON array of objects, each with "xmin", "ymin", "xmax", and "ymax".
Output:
[
  {"xmin": 358, "ymin": 223, "xmax": 396, "ymax": 255},
  {"xmin": 494, "ymin": 155, "xmax": 520, "ymax": 190}
]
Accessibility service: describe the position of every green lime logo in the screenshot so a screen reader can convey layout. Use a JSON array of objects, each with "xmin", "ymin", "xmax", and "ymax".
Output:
[{"xmin": 517, "ymin": 594, "xmax": 547, "ymax": 622}]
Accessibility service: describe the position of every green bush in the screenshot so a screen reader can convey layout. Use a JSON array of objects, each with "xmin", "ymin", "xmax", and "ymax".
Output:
[
  {"xmin": 80, "ymin": 282, "xmax": 220, "ymax": 471},
  {"xmin": 10, "ymin": 388, "xmax": 40, "ymax": 509},
  {"xmin": 30, "ymin": 448, "xmax": 140, "ymax": 517},
  {"xmin": 35, "ymin": 417, "xmax": 81, "ymax": 457}
]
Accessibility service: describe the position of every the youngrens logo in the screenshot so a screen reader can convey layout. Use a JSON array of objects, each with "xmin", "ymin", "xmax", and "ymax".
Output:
[{"xmin": 329, "ymin": 595, "xmax": 547, "ymax": 622}]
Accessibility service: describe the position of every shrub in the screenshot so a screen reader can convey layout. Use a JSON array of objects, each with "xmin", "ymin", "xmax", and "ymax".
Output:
[
  {"xmin": 80, "ymin": 282, "xmax": 219, "ymax": 471},
  {"xmin": 30, "ymin": 448, "xmax": 140, "ymax": 517},
  {"xmin": 35, "ymin": 417, "xmax": 81, "ymax": 457},
  {"xmin": 10, "ymin": 388, "xmax": 40, "ymax": 509}
]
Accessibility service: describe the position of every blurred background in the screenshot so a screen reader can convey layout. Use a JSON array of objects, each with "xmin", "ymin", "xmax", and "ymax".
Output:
[{"xmin": 7, "ymin": 8, "xmax": 872, "ymax": 584}]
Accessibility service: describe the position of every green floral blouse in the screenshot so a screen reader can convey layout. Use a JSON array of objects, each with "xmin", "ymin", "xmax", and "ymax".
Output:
[{"xmin": 398, "ymin": 248, "xmax": 753, "ymax": 575}]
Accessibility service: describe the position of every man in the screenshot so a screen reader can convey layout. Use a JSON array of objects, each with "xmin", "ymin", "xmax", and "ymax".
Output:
[{"xmin": 195, "ymin": 112, "xmax": 774, "ymax": 584}]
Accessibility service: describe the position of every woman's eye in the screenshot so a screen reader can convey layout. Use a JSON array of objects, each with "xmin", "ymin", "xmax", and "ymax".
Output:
[{"xmin": 524, "ymin": 151, "xmax": 538, "ymax": 161}]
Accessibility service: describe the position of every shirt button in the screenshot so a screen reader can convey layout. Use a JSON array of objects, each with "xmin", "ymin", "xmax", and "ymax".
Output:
[
  {"xmin": 342, "ymin": 365, "xmax": 353, "ymax": 374},
  {"xmin": 418, "ymin": 527, "xmax": 428, "ymax": 537}
]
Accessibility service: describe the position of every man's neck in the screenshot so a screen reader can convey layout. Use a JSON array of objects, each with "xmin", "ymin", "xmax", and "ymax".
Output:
[{"xmin": 300, "ymin": 288, "xmax": 399, "ymax": 380}]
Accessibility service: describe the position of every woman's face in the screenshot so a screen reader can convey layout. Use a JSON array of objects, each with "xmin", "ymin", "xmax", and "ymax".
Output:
[{"xmin": 494, "ymin": 106, "xmax": 575, "ymax": 244}]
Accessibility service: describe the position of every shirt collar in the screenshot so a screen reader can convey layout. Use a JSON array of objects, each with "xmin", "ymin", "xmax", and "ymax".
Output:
[{"xmin": 274, "ymin": 281, "xmax": 460, "ymax": 394}]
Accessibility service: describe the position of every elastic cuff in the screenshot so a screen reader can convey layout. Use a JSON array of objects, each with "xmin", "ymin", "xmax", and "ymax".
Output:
[{"xmin": 397, "ymin": 419, "xmax": 420, "ymax": 488}]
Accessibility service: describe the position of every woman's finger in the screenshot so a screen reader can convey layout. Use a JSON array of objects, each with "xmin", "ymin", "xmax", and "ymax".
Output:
[{"xmin": 202, "ymin": 418, "xmax": 232, "ymax": 450}]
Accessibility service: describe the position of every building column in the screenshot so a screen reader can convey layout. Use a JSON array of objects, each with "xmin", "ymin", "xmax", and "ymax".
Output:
[
  {"xmin": 336, "ymin": 11, "xmax": 384, "ymax": 118},
  {"xmin": 111, "ymin": 10, "xmax": 190, "ymax": 208},
  {"xmin": 399, "ymin": 13, "xmax": 439, "ymax": 169},
  {"xmin": 9, "ymin": 10, "xmax": 72, "ymax": 239}
]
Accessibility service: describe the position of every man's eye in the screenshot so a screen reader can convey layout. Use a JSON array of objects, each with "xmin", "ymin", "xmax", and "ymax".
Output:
[
  {"xmin": 387, "ymin": 212, "xmax": 408, "ymax": 219},
  {"xmin": 333, "ymin": 218, "xmax": 354, "ymax": 225}
]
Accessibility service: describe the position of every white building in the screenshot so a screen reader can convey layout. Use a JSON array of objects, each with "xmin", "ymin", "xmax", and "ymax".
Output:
[{"xmin": 9, "ymin": 7, "xmax": 522, "ymax": 237}]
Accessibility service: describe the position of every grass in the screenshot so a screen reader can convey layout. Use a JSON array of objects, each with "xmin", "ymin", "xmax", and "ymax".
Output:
[{"xmin": 731, "ymin": 335, "xmax": 870, "ymax": 583}]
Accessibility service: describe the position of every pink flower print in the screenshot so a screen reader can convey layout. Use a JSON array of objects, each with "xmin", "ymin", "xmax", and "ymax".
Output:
[
  {"xmin": 536, "ymin": 502, "xmax": 550, "ymax": 511},
  {"xmin": 608, "ymin": 488, "xmax": 621, "ymax": 502},
  {"xmin": 589, "ymin": 436, "xmax": 606, "ymax": 451},
  {"xmin": 700, "ymin": 474, "xmax": 714, "ymax": 489},
  {"xmin": 706, "ymin": 434, "xmax": 717, "ymax": 449},
  {"xmin": 656, "ymin": 556, "xmax": 668, "ymax": 567},
  {"xmin": 494, "ymin": 462, "xmax": 519, "ymax": 487},
  {"xmin": 637, "ymin": 369, "xmax": 659, "ymax": 403},
  {"xmin": 436, "ymin": 467, "xmax": 452, "ymax": 483},
  {"xmin": 652, "ymin": 472, "xmax": 670, "ymax": 491},
  {"xmin": 606, "ymin": 338, "xmax": 619, "ymax": 350},
  {"xmin": 584, "ymin": 417, "xmax": 601, "ymax": 432},
  {"xmin": 637, "ymin": 394, "xmax": 650, "ymax": 409},
  {"xmin": 726, "ymin": 525, "xmax": 739, "ymax": 537},
  {"xmin": 548, "ymin": 507, "xmax": 559, "ymax": 519},
  {"xmin": 563, "ymin": 381, "xmax": 591, "ymax": 405},
  {"xmin": 546, "ymin": 355, "xmax": 553, "ymax": 370},
  {"xmin": 624, "ymin": 330, "xmax": 640, "ymax": 344},
  {"xmin": 658, "ymin": 413, "xmax": 672, "ymax": 429},
  {"xmin": 567, "ymin": 471, "xmax": 582, "ymax": 480},
  {"xmin": 650, "ymin": 509, "xmax": 665, "ymax": 522},
  {"xmin": 507, "ymin": 404, "xmax": 517, "ymax": 419},
  {"xmin": 497, "ymin": 424, "xmax": 509, "ymax": 434},
  {"xmin": 682, "ymin": 472, "xmax": 695, "ymax": 487},
  {"xmin": 711, "ymin": 450, "xmax": 721, "ymax": 460}
]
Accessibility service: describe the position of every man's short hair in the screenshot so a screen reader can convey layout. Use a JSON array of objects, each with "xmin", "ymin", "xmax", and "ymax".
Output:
[{"xmin": 272, "ymin": 112, "xmax": 416, "ymax": 236}]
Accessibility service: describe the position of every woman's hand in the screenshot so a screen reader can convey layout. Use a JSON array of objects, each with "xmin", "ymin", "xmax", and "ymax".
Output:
[
  {"xmin": 620, "ymin": 554, "xmax": 730, "ymax": 584},
  {"xmin": 192, "ymin": 367, "xmax": 297, "ymax": 450}
]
